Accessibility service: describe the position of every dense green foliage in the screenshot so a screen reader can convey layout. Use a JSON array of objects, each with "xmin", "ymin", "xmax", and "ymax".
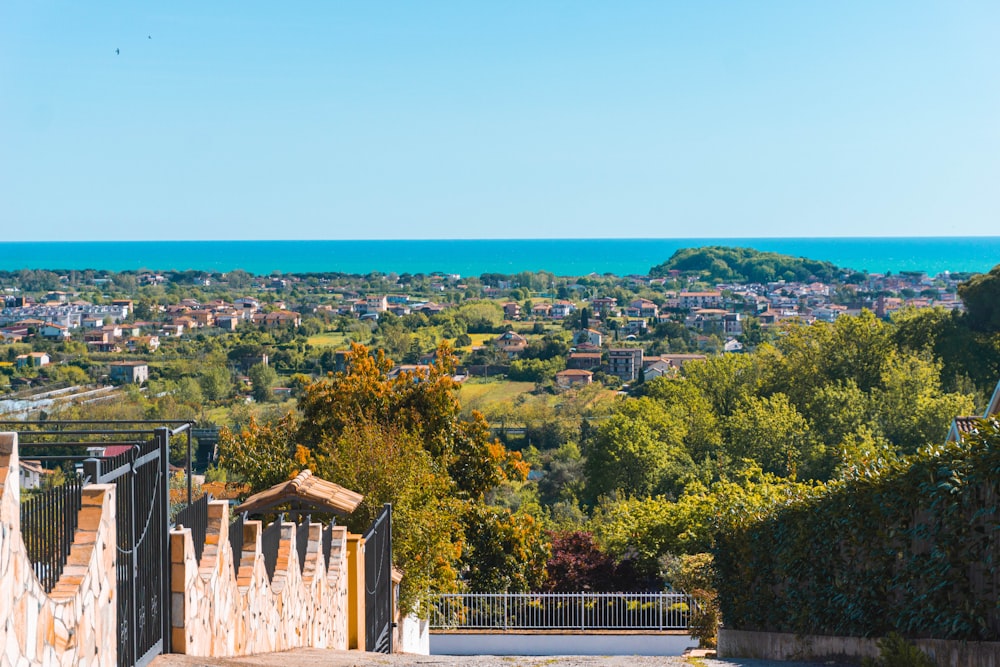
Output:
[
  {"xmin": 650, "ymin": 246, "xmax": 841, "ymax": 283},
  {"xmin": 8, "ymin": 255, "xmax": 1000, "ymax": 612},
  {"xmin": 714, "ymin": 420, "xmax": 1000, "ymax": 640}
]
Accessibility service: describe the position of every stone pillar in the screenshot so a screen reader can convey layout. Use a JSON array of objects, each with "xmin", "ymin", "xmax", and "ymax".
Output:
[{"xmin": 346, "ymin": 533, "xmax": 366, "ymax": 650}]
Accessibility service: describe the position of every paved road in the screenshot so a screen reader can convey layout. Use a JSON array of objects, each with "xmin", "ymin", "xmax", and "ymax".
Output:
[{"xmin": 153, "ymin": 648, "xmax": 837, "ymax": 667}]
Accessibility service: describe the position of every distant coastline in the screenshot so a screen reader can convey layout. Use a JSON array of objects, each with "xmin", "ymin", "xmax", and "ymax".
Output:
[{"xmin": 2, "ymin": 237, "xmax": 998, "ymax": 276}]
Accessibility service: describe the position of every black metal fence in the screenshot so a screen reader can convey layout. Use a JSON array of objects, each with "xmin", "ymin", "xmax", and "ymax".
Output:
[
  {"xmin": 261, "ymin": 515, "xmax": 284, "ymax": 582},
  {"xmin": 296, "ymin": 516, "xmax": 311, "ymax": 574},
  {"xmin": 84, "ymin": 433, "xmax": 170, "ymax": 667},
  {"xmin": 19, "ymin": 477, "xmax": 83, "ymax": 593},
  {"xmin": 364, "ymin": 504, "xmax": 393, "ymax": 654},
  {"xmin": 322, "ymin": 522, "xmax": 335, "ymax": 572},
  {"xmin": 4, "ymin": 419, "xmax": 190, "ymax": 667},
  {"xmin": 229, "ymin": 511, "xmax": 246, "ymax": 568},
  {"xmin": 173, "ymin": 494, "xmax": 209, "ymax": 563}
]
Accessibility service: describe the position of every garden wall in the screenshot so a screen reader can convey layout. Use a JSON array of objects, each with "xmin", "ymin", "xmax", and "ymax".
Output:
[
  {"xmin": 718, "ymin": 629, "xmax": 1000, "ymax": 667},
  {"xmin": 714, "ymin": 422, "xmax": 1000, "ymax": 660},
  {"xmin": 170, "ymin": 500, "xmax": 350, "ymax": 656},
  {"xmin": 0, "ymin": 432, "xmax": 119, "ymax": 667}
]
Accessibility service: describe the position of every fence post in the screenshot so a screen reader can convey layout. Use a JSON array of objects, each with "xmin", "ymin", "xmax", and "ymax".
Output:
[
  {"xmin": 156, "ymin": 426, "xmax": 172, "ymax": 655},
  {"xmin": 83, "ymin": 457, "xmax": 101, "ymax": 484},
  {"xmin": 504, "ymin": 594, "xmax": 508, "ymax": 631}
]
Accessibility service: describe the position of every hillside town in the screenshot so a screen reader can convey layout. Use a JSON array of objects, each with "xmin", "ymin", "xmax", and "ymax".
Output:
[{"xmin": 0, "ymin": 252, "xmax": 972, "ymax": 398}]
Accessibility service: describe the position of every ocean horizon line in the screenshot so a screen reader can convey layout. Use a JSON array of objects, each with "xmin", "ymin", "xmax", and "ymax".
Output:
[
  {"xmin": 2, "ymin": 237, "xmax": 999, "ymax": 277},
  {"xmin": 5, "ymin": 235, "xmax": 1000, "ymax": 243}
]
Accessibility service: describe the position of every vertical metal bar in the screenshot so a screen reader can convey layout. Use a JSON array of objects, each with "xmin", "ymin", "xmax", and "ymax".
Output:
[
  {"xmin": 157, "ymin": 427, "xmax": 171, "ymax": 657},
  {"xmin": 186, "ymin": 429, "xmax": 192, "ymax": 507}
]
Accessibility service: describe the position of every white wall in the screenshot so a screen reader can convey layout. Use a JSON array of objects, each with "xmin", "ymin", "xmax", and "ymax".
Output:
[{"xmin": 398, "ymin": 614, "xmax": 430, "ymax": 655}]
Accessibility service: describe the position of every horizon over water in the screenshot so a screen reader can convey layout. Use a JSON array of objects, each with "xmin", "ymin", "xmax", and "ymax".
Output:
[{"xmin": 1, "ymin": 237, "xmax": 999, "ymax": 277}]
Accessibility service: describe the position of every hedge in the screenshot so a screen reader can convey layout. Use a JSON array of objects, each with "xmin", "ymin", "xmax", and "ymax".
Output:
[{"xmin": 714, "ymin": 418, "xmax": 1000, "ymax": 640}]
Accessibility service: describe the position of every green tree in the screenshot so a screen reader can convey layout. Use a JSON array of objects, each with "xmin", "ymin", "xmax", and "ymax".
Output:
[
  {"xmin": 874, "ymin": 352, "xmax": 975, "ymax": 454},
  {"xmin": 248, "ymin": 363, "xmax": 278, "ymax": 402},
  {"xmin": 585, "ymin": 397, "xmax": 695, "ymax": 501},
  {"xmin": 217, "ymin": 412, "xmax": 300, "ymax": 491},
  {"xmin": 642, "ymin": 377, "xmax": 723, "ymax": 463},
  {"xmin": 724, "ymin": 393, "xmax": 813, "ymax": 478},
  {"xmin": 308, "ymin": 421, "xmax": 464, "ymax": 613},
  {"xmin": 957, "ymin": 264, "xmax": 1000, "ymax": 332},
  {"xmin": 199, "ymin": 365, "xmax": 232, "ymax": 402},
  {"xmin": 460, "ymin": 504, "xmax": 549, "ymax": 592}
]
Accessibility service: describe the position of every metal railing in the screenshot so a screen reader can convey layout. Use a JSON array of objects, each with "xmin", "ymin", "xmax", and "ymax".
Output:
[
  {"xmin": 321, "ymin": 522, "xmax": 335, "ymax": 572},
  {"xmin": 296, "ymin": 516, "xmax": 311, "ymax": 574},
  {"xmin": 5, "ymin": 419, "xmax": 187, "ymax": 667},
  {"xmin": 430, "ymin": 592, "xmax": 694, "ymax": 631},
  {"xmin": 261, "ymin": 515, "xmax": 284, "ymax": 582},
  {"xmin": 173, "ymin": 494, "xmax": 208, "ymax": 563},
  {"xmin": 228, "ymin": 512, "xmax": 246, "ymax": 569},
  {"xmin": 20, "ymin": 477, "xmax": 83, "ymax": 593}
]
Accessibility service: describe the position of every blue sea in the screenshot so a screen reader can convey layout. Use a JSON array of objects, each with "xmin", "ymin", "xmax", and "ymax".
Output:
[{"xmin": 0, "ymin": 238, "xmax": 998, "ymax": 277}]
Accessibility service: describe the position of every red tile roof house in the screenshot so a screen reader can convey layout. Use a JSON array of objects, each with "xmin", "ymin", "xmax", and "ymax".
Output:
[
  {"xmin": 503, "ymin": 302, "xmax": 522, "ymax": 320},
  {"xmin": 15, "ymin": 352, "xmax": 50, "ymax": 369},
  {"xmin": 627, "ymin": 299, "xmax": 659, "ymax": 318},
  {"xmin": 555, "ymin": 368, "xmax": 593, "ymax": 388},
  {"xmin": 493, "ymin": 331, "xmax": 528, "ymax": 358},
  {"xmin": 567, "ymin": 352, "xmax": 602, "ymax": 370},
  {"xmin": 253, "ymin": 310, "xmax": 302, "ymax": 327}
]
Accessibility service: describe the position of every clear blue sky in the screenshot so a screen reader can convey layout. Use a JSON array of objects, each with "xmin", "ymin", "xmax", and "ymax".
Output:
[{"xmin": 2, "ymin": 2, "xmax": 998, "ymax": 241}]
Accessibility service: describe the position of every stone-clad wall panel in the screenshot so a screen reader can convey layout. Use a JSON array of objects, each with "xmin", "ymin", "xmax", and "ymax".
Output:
[
  {"xmin": 170, "ymin": 500, "xmax": 349, "ymax": 657},
  {"xmin": 0, "ymin": 432, "xmax": 118, "ymax": 667}
]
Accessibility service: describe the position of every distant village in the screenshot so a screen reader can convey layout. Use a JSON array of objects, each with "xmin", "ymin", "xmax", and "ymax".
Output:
[{"xmin": 0, "ymin": 259, "xmax": 970, "ymax": 400}]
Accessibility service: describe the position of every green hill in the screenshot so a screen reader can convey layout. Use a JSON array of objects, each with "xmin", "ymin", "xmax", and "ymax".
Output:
[{"xmin": 650, "ymin": 246, "xmax": 842, "ymax": 283}]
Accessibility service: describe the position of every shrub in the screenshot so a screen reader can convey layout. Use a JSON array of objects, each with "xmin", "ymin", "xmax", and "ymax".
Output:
[{"xmin": 861, "ymin": 633, "xmax": 935, "ymax": 667}]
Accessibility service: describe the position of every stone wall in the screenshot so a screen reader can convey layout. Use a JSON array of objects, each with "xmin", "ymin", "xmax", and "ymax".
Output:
[
  {"xmin": 0, "ymin": 432, "xmax": 118, "ymax": 667},
  {"xmin": 170, "ymin": 500, "xmax": 350, "ymax": 656}
]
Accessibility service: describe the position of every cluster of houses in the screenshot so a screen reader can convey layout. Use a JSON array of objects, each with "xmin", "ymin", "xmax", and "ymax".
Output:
[
  {"xmin": 159, "ymin": 297, "xmax": 301, "ymax": 334},
  {"xmin": 323, "ymin": 294, "xmax": 448, "ymax": 320},
  {"xmin": 0, "ymin": 293, "xmax": 306, "ymax": 349},
  {"xmin": 0, "ymin": 293, "xmax": 132, "ymax": 343},
  {"xmin": 495, "ymin": 322, "xmax": 709, "ymax": 389}
]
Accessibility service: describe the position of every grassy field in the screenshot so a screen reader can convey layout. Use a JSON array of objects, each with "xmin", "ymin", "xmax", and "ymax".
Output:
[
  {"xmin": 458, "ymin": 379, "xmax": 536, "ymax": 412},
  {"xmin": 306, "ymin": 331, "xmax": 349, "ymax": 348}
]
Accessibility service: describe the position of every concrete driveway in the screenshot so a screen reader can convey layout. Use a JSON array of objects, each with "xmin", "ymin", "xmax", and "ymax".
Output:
[{"xmin": 152, "ymin": 648, "xmax": 836, "ymax": 667}]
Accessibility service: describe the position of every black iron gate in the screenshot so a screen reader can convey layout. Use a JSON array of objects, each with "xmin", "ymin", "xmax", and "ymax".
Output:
[
  {"xmin": 6, "ymin": 420, "xmax": 182, "ymax": 667},
  {"xmin": 83, "ymin": 428, "xmax": 171, "ymax": 667},
  {"xmin": 363, "ymin": 503, "xmax": 393, "ymax": 653}
]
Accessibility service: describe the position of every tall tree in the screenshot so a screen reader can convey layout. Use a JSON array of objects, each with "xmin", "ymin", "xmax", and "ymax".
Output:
[
  {"xmin": 585, "ymin": 397, "xmax": 695, "ymax": 501},
  {"xmin": 958, "ymin": 264, "xmax": 1000, "ymax": 332}
]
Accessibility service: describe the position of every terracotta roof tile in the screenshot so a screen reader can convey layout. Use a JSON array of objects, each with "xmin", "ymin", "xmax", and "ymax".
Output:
[{"xmin": 235, "ymin": 469, "xmax": 363, "ymax": 516}]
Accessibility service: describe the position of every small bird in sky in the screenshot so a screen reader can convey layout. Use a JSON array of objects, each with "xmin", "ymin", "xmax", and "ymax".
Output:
[
  {"xmin": 115, "ymin": 48, "xmax": 120, "ymax": 55},
  {"xmin": 148, "ymin": 35, "xmax": 152, "ymax": 39}
]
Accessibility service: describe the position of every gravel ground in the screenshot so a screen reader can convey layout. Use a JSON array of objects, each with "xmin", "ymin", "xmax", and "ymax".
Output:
[{"xmin": 153, "ymin": 648, "xmax": 837, "ymax": 667}]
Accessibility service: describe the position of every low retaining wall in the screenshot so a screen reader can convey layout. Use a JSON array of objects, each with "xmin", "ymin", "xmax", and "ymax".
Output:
[
  {"xmin": 0, "ymin": 432, "xmax": 119, "ymax": 667},
  {"xmin": 170, "ymin": 501, "xmax": 350, "ymax": 656},
  {"xmin": 431, "ymin": 631, "xmax": 697, "ymax": 656},
  {"xmin": 718, "ymin": 628, "xmax": 1000, "ymax": 667}
]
